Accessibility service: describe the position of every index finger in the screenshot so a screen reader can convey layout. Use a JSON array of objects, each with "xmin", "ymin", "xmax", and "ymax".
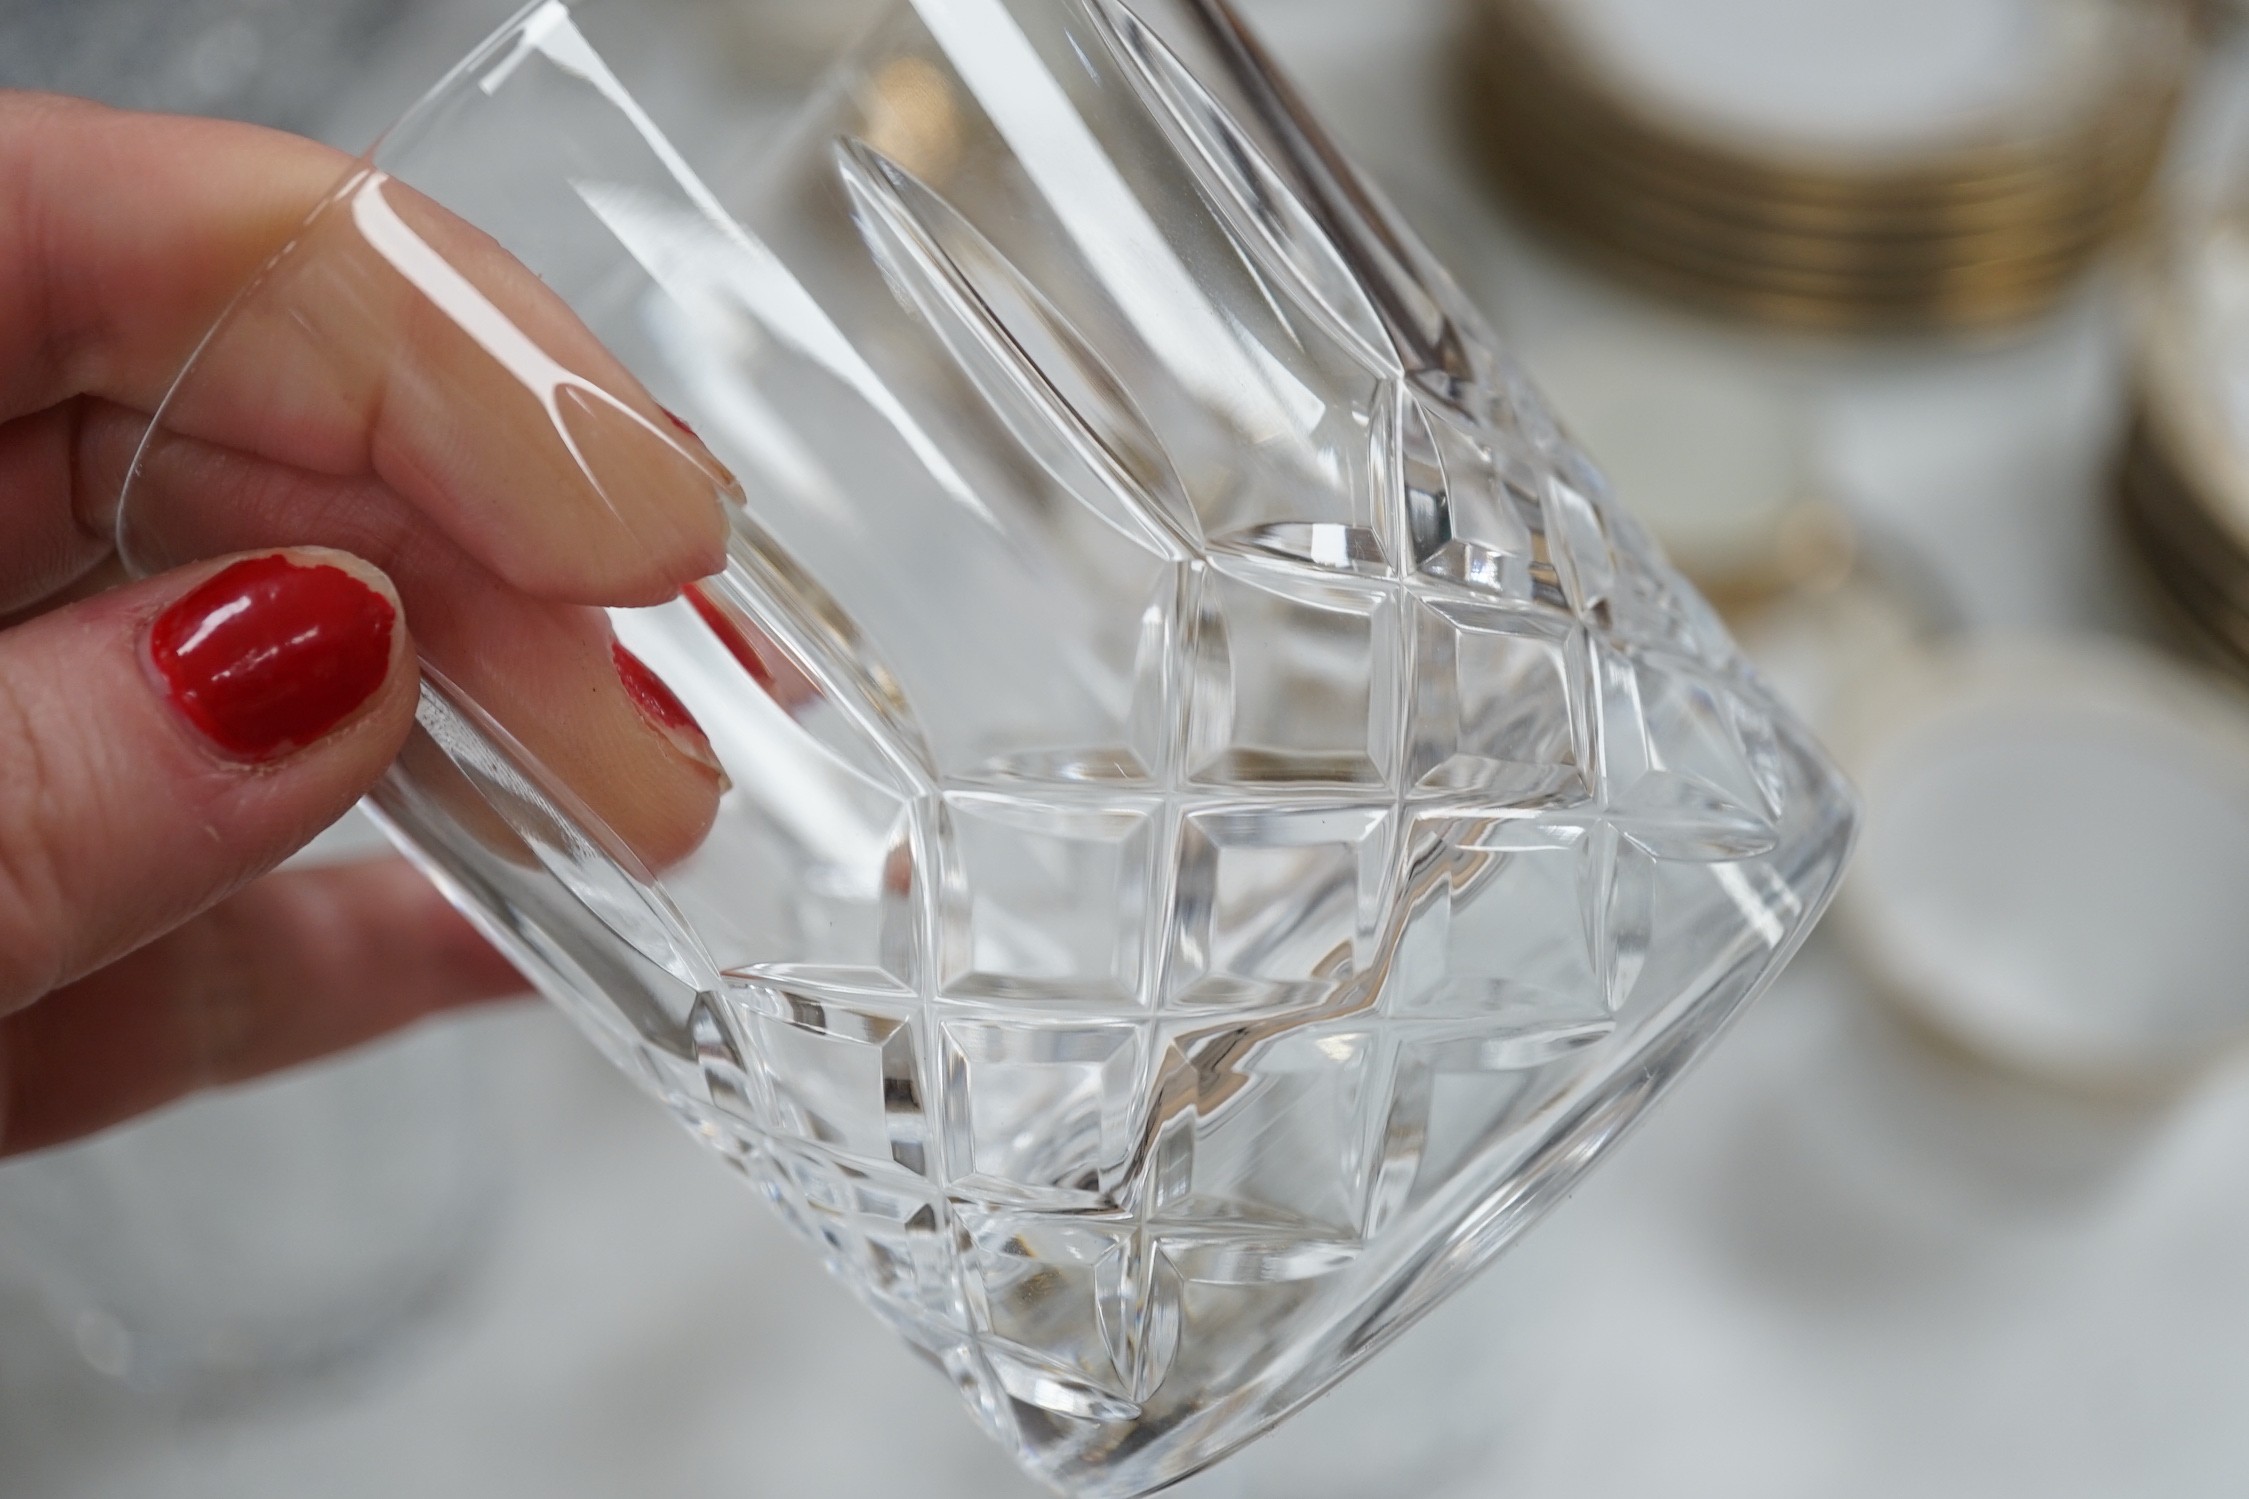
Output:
[{"xmin": 0, "ymin": 92, "xmax": 730, "ymax": 606}]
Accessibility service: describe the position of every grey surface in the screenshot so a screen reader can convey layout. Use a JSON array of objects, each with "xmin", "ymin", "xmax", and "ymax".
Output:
[{"xmin": 0, "ymin": 0, "xmax": 407, "ymax": 131}]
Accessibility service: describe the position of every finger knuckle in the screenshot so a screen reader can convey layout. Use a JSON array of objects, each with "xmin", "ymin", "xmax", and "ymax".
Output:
[
  {"xmin": 174, "ymin": 899, "xmax": 265, "ymax": 1087},
  {"xmin": 0, "ymin": 664, "xmax": 74, "ymax": 1005}
]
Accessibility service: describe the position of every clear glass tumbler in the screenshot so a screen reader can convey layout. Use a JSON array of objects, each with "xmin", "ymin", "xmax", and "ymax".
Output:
[{"xmin": 117, "ymin": 1, "xmax": 1857, "ymax": 1491}]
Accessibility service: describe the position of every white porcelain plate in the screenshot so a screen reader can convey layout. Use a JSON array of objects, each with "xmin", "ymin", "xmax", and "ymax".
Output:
[{"xmin": 1837, "ymin": 639, "xmax": 2249, "ymax": 1090}]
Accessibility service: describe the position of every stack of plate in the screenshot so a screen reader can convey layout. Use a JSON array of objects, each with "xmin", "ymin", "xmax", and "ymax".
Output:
[
  {"xmin": 2120, "ymin": 212, "xmax": 2249, "ymax": 676},
  {"xmin": 1461, "ymin": 0, "xmax": 2195, "ymax": 333}
]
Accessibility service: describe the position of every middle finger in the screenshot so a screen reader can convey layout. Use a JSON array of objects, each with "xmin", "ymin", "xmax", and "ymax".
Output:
[{"xmin": 0, "ymin": 400, "xmax": 112, "ymax": 614}]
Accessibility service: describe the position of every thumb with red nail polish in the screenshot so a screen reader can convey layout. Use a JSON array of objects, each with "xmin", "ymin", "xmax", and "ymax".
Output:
[
  {"xmin": 0, "ymin": 547, "xmax": 421, "ymax": 1015},
  {"xmin": 149, "ymin": 552, "xmax": 402, "ymax": 762}
]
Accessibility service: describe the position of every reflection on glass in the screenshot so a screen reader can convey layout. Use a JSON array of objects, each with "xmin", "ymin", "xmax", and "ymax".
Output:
[{"xmin": 118, "ymin": 2, "xmax": 1856, "ymax": 1491}]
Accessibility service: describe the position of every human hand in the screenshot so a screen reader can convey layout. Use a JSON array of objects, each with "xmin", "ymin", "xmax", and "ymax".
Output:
[{"xmin": 0, "ymin": 94, "xmax": 733, "ymax": 1157}]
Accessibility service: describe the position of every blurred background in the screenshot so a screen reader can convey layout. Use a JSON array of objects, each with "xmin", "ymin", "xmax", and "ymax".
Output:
[{"xmin": 7, "ymin": 0, "xmax": 2249, "ymax": 1494}]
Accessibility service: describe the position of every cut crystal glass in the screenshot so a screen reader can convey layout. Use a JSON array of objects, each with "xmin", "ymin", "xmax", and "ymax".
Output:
[{"xmin": 117, "ymin": 1, "xmax": 1857, "ymax": 1491}]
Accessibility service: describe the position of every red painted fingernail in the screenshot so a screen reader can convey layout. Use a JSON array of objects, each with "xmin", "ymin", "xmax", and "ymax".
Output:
[
  {"xmin": 149, "ymin": 554, "xmax": 397, "ymax": 762},
  {"xmin": 613, "ymin": 640, "xmax": 724, "ymax": 779},
  {"xmin": 660, "ymin": 406, "xmax": 742, "ymax": 494}
]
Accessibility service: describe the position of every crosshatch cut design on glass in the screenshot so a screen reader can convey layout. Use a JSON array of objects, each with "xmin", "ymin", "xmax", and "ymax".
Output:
[{"xmin": 118, "ymin": 0, "xmax": 1858, "ymax": 1492}]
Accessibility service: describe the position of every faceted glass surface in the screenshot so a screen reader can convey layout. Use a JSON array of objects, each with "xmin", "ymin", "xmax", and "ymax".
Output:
[{"xmin": 119, "ymin": 1, "xmax": 1856, "ymax": 1492}]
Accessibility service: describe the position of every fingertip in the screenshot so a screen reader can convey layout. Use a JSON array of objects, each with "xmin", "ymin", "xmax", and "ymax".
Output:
[
  {"xmin": 486, "ymin": 516, "xmax": 727, "ymax": 610},
  {"xmin": 544, "ymin": 387, "xmax": 732, "ymax": 605}
]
